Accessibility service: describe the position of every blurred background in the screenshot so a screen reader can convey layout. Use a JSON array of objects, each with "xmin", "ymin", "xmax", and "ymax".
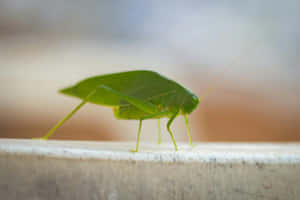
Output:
[{"xmin": 0, "ymin": 0, "xmax": 299, "ymax": 143}]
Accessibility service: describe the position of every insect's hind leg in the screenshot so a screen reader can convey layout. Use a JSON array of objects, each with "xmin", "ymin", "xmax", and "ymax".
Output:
[
  {"xmin": 33, "ymin": 100, "xmax": 87, "ymax": 140},
  {"xmin": 184, "ymin": 115, "xmax": 196, "ymax": 148},
  {"xmin": 33, "ymin": 89, "xmax": 96, "ymax": 140},
  {"xmin": 167, "ymin": 112, "xmax": 179, "ymax": 151},
  {"xmin": 130, "ymin": 119, "xmax": 143, "ymax": 153}
]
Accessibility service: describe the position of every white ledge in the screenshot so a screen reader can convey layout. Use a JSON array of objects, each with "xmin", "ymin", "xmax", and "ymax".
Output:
[
  {"xmin": 0, "ymin": 139, "xmax": 300, "ymax": 163},
  {"xmin": 1, "ymin": 139, "xmax": 300, "ymax": 200}
]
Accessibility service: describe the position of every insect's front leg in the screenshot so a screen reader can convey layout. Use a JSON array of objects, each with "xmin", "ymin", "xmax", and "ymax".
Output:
[{"xmin": 184, "ymin": 115, "xmax": 196, "ymax": 148}]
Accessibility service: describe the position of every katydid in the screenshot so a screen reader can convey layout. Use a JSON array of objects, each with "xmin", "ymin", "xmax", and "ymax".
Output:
[{"xmin": 36, "ymin": 70, "xmax": 200, "ymax": 152}]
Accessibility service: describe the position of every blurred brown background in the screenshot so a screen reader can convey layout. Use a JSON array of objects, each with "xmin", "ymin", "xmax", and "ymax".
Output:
[{"xmin": 1, "ymin": 1, "xmax": 299, "ymax": 143}]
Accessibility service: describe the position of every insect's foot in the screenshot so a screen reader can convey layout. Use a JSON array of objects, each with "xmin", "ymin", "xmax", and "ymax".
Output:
[
  {"xmin": 32, "ymin": 137, "xmax": 48, "ymax": 140},
  {"xmin": 190, "ymin": 144, "xmax": 197, "ymax": 148},
  {"xmin": 129, "ymin": 149, "xmax": 138, "ymax": 153}
]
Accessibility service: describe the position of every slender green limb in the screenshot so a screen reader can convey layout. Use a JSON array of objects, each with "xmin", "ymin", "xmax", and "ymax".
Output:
[
  {"xmin": 141, "ymin": 111, "xmax": 170, "ymax": 145},
  {"xmin": 184, "ymin": 115, "xmax": 196, "ymax": 147},
  {"xmin": 130, "ymin": 120, "xmax": 143, "ymax": 153},
  {"xmin": 130, "ymin": 112, "xmax": 170, "ymax": 152},
  {"xmin": 157, "ymin": 119, "xmax": 161, "ymax": 144},
  {"xmin": 167, "ymin": 112, "xmax": 179, "ymax": 151},
  {"xmin": 34, "ymin": 89, "xmax": 97, "ymax": 140},
  {"xmin": 34, "ymin": 100, "xmax": 87, "ymax": 140}
]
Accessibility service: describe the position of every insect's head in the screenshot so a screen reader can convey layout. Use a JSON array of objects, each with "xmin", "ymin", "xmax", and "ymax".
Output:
[{"xmin": 182, "ymin": 94, "xmax": 200, "ymax": 114}]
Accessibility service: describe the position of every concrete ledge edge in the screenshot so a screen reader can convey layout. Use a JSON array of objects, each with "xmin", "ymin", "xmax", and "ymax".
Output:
[{"xmin": 0, "ymin": 139, "xmax": 300, "ymax": 164}]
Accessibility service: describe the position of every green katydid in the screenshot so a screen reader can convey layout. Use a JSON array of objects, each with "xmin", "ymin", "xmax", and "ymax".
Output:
[{"xmin": 36, "ymin": 70, "xmax": 200, "ymax": 152}]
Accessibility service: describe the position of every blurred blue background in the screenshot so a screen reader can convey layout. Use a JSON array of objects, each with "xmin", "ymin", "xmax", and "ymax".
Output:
[{"xmin": 0, "ymin": 1, "xmax": 299, "ymax": 142}]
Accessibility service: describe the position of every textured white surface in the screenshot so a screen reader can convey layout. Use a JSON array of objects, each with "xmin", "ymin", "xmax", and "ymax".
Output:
[
  {"xmin": 1, "ymin": 139, "xmax": 300, "ymax": 163},
  {"xmin": 1, "ymin": 139, "xmax": 300, "ymax": 200}
]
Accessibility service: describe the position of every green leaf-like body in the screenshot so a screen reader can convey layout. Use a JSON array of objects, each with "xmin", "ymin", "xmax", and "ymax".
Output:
[{"xmin": 60, "ymin": 70, "xmax": 199, "ymax": 119}]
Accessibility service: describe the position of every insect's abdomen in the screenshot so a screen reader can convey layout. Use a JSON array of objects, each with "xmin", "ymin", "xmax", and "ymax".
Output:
[
  {"xmin": 114, "ymin": 102, "xmax": 171, "ymax": 120},
  {"xmin": 113, "ymin": 106, "xmax": 149, "ymax": 120}
]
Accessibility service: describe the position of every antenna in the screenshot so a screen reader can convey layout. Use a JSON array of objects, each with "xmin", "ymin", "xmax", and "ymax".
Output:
[{"xmin": 198, "ymin": 39, "xmax": 258, "ymax": 101}]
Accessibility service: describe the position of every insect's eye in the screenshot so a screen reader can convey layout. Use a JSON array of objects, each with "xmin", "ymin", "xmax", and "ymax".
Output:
[{"xmin": 192, "ymin": 95, "xmax": 199, "ymax": 103}]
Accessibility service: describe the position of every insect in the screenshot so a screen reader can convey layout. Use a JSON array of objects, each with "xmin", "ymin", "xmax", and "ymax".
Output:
[{"xmin": 36, "ymin": 70, "xmax": 200, "ymax": 152}]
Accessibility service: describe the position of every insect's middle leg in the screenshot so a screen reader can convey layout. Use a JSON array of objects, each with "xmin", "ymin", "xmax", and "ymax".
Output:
[
  {"xmin": 167, "ymin": 112, "xmax": 179, "ymax": 151},
  {"xmin": 130, "ymin": 111, "xmax": 170, "ymax": 153},
  {"xmin": 130, "ymin": 119, "xmax": 143, "ymax": 153},
  {"xmin": 130, "ymin": 111, "xmax": 169, "ymax": 153},
  {"xmin": 157, "ymin": 119, "xmax": 161, "ymax": 144},
  {"xmin": 143, "ymin": 111, "xmax": 170, "ymax": 146},
  {"xmin": 138, "ymin": 110, "xmax": 178, "ymax": 151}
]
